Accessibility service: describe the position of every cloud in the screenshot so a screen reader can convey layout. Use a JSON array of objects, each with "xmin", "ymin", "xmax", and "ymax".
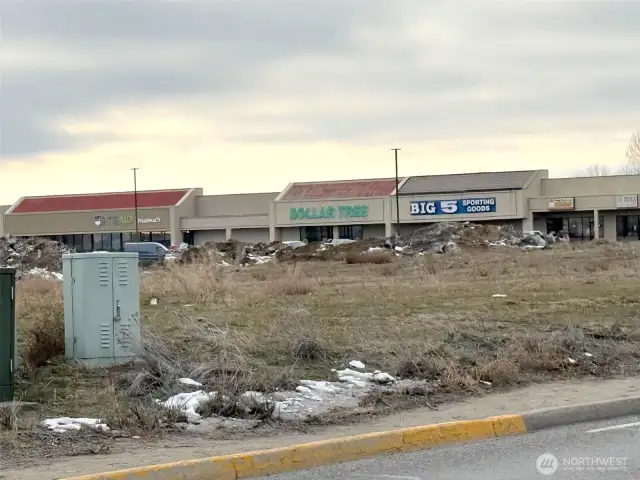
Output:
[{"xmin": 0, "ymin": 0, "xmax": 638, "ymax": 168}]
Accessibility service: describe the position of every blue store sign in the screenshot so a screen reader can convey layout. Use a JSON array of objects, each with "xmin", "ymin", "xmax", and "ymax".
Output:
[{"xmin": 409, "ymin": 198, "xmax": 497, "ymax": 216}]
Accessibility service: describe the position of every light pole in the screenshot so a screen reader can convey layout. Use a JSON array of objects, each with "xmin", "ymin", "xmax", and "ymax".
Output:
[
  {"xmin": 391, "ymin": 148, "xmax": 401, "ymax": 236},
  {"xmin": 131, "ymin": 168, "xmax": 139, "ymax": 242}
]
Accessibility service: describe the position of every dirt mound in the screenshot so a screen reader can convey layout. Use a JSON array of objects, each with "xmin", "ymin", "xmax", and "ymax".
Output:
[
  {"xmin": 274, "ymin": 239, "xmax": 387, "ymax": 262},
  {"xmin": 0, "ymin": 237, "xmax": 68, "ymax": 275}
]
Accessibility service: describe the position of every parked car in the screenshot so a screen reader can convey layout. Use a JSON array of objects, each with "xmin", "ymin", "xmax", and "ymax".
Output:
[{"xmin": 123, "ymin": 242, "xmax": 170, "ymax": 266}]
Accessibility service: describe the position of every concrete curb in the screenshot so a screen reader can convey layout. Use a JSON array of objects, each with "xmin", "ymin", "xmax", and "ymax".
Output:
[
  {"xmin": 60, "ymin": 396, "xmax": 640, "ymax": 480},
  {"xmin": 522, "ymin": 395, "xmax": 640, "ymax": 432},
  {"xmin": 59, "ymin": 415, "xmax": 527, "ymax": 480}
]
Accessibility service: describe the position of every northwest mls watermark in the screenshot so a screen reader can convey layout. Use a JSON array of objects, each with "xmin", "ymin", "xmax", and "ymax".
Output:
[{"xmin": 536, "ymin": 452, "xmax": 628, "ymax": 475}]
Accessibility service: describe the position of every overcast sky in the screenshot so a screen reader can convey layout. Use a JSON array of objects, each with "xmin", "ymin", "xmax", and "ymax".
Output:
[{"xmin": 0, "ymin": 1, "xmax": 638, "ymax": 204}]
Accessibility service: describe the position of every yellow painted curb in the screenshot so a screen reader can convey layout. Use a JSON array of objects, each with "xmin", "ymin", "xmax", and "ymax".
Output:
[{"xmin": 60, "ymin": 414, "xmax": 527, "ymax": 480}]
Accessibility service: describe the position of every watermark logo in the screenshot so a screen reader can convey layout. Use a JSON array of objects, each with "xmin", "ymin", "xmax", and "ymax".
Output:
[
  {"xmin": 536, "ymin": 452, "xmax": 628, "ymax": 475},
  {"xmin": 536, "ymin": 453, "xmax": 559, "ymax": 475}
]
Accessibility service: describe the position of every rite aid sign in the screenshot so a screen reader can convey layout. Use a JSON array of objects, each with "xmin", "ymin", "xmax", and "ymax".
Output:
[
  {"xmin": 409, "ymin": 198, "xmax": 497, "ymax": 216},
  {"xmin": 94, "ymin": 215, "xmax": 161, "ymax": 227}
]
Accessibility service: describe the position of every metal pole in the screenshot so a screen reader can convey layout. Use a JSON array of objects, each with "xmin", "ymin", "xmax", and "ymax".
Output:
[
  {"xmin": 132, "ymin": 168, "xmax": 139, "ymax": 242},
  {"xmin": 391, "ymin": 148, "xmax": 401, "ymax": 236}
]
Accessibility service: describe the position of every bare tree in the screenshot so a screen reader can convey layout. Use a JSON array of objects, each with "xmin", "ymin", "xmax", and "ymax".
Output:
[
  {"xmin": 577, "ymin": 163, "xmax": 612, "ymax": 177},
  {"xmin": 620, "ymin": 131, "xmax": 640, "ymax": 175}
]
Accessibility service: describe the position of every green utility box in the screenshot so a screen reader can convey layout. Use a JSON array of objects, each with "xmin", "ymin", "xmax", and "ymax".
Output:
[{"xmin": 0, "ymin": 267, "xmax": 16, "ymax": 402}]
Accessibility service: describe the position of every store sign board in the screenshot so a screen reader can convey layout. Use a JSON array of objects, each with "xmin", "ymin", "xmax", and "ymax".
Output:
[
  {"xmin": 289, "ymin": 205, "xmax": 369, "ymax": 220},
  {"xmin": 409, "ymin": 198, "xmax": 496, "ymax": 216},
  {"xmin": 548, "ymin": 197, "xmax": 575, "ymax": 211},
  {"xmin": 616, "ymin": 195, "xmax": 638, "ymax": 208},
  {"xmin": 138, "ymin": 217, "xmax": 162, "ymax": 224},
  {"xmin": 94, "ymin": 215, "xmax": 133, "ymax": 227},
  {"xmin": 94, "ymin": 215, "xmax": 162, "ymax": 227}
]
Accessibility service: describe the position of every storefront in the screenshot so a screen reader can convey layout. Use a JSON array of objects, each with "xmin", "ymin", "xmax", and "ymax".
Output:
[
  {"xmin": 529, "ymin": 176, "xmax": 640, "ymax": 241},
  {"xmin": 7, "ymin": 169, "xmax": 640, "ymax": 248},
  {"xmin": 3, "ymin": 189, "xmax": 198, "ymax": 250},
  {"xmin": 273, "ymin": 178, "xmax": 398, "ymax": 242},
  {"xmin": 393, "ymin": 170, "xmax": 544, "ymax": 235},
  {"xmin": 179, "ymin": 192, "xmax": 275, "ymax": 245}
]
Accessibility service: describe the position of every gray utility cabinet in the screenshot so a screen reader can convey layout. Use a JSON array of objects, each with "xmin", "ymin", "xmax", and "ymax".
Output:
[{"xmin": 62, "ymin": 252, "xmax": 141, "ymax": 368}]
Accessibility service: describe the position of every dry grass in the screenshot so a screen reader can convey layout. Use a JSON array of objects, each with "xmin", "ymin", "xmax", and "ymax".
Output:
[
  {"xmin": 0, "ymin": 402, "xmax": 22, "ymax": 431},
  {"xmin": 263, "ymin": 265, "xmax": 316, "ymax": 296},
  {"xmin": 345, "ymin": 250, "xmax": 393, "ymax": 264},
  {"xmin": 11, "ymin": 242, "xmax": 640, "ymax": 445},
  {"xmin": 17, "ymin": 278, "xmax": 65, "ymax": 368}
]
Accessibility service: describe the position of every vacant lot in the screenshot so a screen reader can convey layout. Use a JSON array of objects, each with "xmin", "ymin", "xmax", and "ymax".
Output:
[{"xmin": 3, "ymin": 242, "xmax": 640, "ymax": 466}]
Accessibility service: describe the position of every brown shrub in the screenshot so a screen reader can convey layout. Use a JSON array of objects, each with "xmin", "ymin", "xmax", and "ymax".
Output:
[
  {"xmin": 0, "ymin": 402, "xmax": 21, "ymax": 431},
  {"xmin": 17, "ymin": 278, "xmax": 65, "ymax": 369},
  {"xmin": 141, "ymin": 262, "xmax": 229, "ymax": 304},
  {"xmin": 264, "ymin": 266, "xmax": 315, "ymax": 296}
]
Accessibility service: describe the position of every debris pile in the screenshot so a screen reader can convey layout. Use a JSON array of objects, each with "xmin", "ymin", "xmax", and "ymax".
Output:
[
  {"xmin": 392, "ymin": 222, "xmax": 562, "ymax": 255},
  {"xmin": 0, "ymin": 237, "xmax": 68, "ymax": 278},
  {"xmin": 175, "ymin": 223, "xmax": 569, "ymax": 265},
  {"xmin": 179, "ymin": 240, "xmax": 278, "ymax": 266}
]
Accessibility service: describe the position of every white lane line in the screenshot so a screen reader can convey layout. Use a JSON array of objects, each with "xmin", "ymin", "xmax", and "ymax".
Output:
[{"xmin": 587, "ymin": 421, "xmax": 640, "ymax": 433}]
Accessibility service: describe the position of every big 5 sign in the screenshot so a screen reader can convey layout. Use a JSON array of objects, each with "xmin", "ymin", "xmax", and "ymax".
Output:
[{"xmin": 409, "ymin": 198, "xmax": 497, "ymax": 216}]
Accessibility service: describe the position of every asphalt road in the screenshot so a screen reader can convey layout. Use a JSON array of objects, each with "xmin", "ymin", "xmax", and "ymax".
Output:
[{"xmin": 260, "ymin": 415, "xmax": 640, "ymax": 479}]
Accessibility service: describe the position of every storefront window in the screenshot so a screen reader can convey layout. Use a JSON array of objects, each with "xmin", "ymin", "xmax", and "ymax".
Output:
[
  {"xmin": 73, "ymin": 234, "xmax": 84, "ymax": 252},
  {"xmin": 182, "ymin": 230, "xmax": 195, "ymax": 245},
  {"xmin": 568, "ymin": 218, "xmax": 582, "ymax": 240},
  {"xmin": 122, "ymin": 232, "xmax": 133, "ymax": 245},
  {"xmin": 338, "ymin": 225, "xmax": 364, "ymax": 240},
  {"xmin": 101, "ymin": 233, "xmax": 112, "ymax": 251},
  {"xmin": 112, "ymin": 233, "xmax": 122, "ymax": 251},
  {"xmin": 616, "ymin": 215, "xmax": 639, "ymax": 239},
  {"xmin": 299, "ymin": 226, "xmax": 332, "ymax": 243},
  {"xmin": 151, "ymin": 232, "xmax": 170, "ymax": 246},
  {"xmin": 546, "ymin": 218, "xmax": 565, "ymax": 235},
  {"xmin": 565, "ymin": 216, "xmax": 604, "ymax": 241},
  {"xmin": 83, "ymin": 235, "xmax": 93, "ymax": 252},
  {"xmin": 599, "ymin": 215, "xmax": 604, "ymax": 238},
  {"xmin": 93, "ymin": 233, "xmax": 103, "ymax": 251}
]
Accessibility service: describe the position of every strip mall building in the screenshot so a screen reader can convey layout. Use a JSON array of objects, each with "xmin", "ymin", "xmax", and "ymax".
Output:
[{"xmin": 3, "ymin": 169, "xmax": 640, "ymax": 251}]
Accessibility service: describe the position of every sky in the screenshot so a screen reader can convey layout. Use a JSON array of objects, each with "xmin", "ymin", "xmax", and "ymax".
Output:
[{"xmin": 0, "ymin": 1, "xmax": 638, "ymax": 205}]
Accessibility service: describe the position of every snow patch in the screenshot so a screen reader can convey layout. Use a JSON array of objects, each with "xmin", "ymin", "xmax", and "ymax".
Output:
[
  {"xmin": 27, "ymin": 267, "xmax": 63, "ymax": 280},
  {"xmin": 348, "ymin": 360, "xmax": 366, "ymax": 369},
  {"xmin": 177, "ymin": 378, "xmax": 203, "ymax": 388},
  {"xmin": 41, "ymin": 417, "xmax": 109, "ymax": 433},
  {"xmin": 41, "ymin": 363, "xmax": 401, "ymax": 433}
]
